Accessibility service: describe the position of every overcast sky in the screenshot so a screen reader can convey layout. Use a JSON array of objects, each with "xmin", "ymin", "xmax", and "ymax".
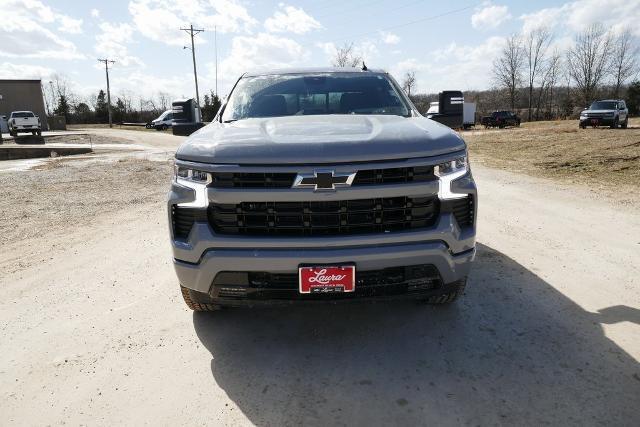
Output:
[{"xmin": 1, "ymin": 0, "xmax": 638, "ymax": 103}]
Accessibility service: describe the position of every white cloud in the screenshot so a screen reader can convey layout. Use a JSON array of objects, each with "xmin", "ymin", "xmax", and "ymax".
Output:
[
  {"xmin": 112, "ymin": 71, "xmax": 192, "ymax": 100},
  {"xmin": 520, "ymin": 0, "xmax": 640, "ymax": 36},
  {"xmin": 380, "ymin": 31, "xmax": 400, "ymax": 45},
  {"xmin": 264, "ymin": 4, "xmax": 322, "ymax": 34},
  {"xmin": 94, "ymin": 22, "xmax": 144, "ymax": 68},
  {"xmin": 91, "ymin": 9, "xmax": 100, "ymax": 18},
  {"xmin": 0, "ymin": 62, "xmax": 55, "ymax": 79},
  {"xmin": 128, "ymin": 0, "xmax": 258, "ymax": 46},
  {"xmin": 392, "ymin": 36, "xmax": 505, "ymax": 94},
  {"xmin": 215, "ymin": 33, "xmax": 307, "ymax": 87},
  {"xmin": 0, "ymin": 0, "xmax": 83, "ymax": 59},
  {"xmin": 56, "ymin": 14, "xmax": 83, "ymax": 34},
  {"xmin": 471, "ymin": 2, "xmax": 511, "ymax": 30}
]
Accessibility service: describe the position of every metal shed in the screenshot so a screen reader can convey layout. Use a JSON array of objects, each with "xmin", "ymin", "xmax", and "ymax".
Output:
[{"xmin": 0, "ymin": 79, "xmax": 49, "ymax": 131}]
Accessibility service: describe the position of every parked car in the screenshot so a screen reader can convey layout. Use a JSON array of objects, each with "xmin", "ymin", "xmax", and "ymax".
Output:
[
  {"xmin": 426, "ymin": 101, "xmax": 476, "ymax": 129},
  {"xmin": 146, "ymin": 110, "xmax": 174, "ymax": 130},
  {"xmin": 480, "ymin": 111, "xmax": 521, "ymax": 128},
  {"xmin": 8, "ymin": 111, "xmax": 41, "ymax": 136},
  {"xmin": 579, "ymin": 100, "xmax": 628, "ymax": 129},
  {"xmin": 169, "ymin": 67, "xmax": 477, "ymax": 311}
]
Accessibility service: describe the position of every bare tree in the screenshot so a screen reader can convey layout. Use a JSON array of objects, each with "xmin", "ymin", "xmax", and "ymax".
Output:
[
  {"xmin": 524, "ymin": 27, "xmax": 552, "ymax": 120},
  {"xmin": 567, "ymin": 24, "xmax": 612, "ymax": 107},
  {"xmin": 331, "ymin": 42, "xmax": 362, "ymax": 68},
  {"xmin": 493, "ymin": 34, "xmax": 525, "ymax": 110},
  {"xmin": 157, "ymin": 92, "xmax": 171, "ymax": 111},
  {"xmin": 610, "ymin": 29, "xmax": 638, "ymax": 99},
  {"xmin": 542, "ymin": 50, "xmax": 563, "ymax": 118},
  {"xmin": 402, "ymin": 71, "xmax": 417, "ymax": 96}
]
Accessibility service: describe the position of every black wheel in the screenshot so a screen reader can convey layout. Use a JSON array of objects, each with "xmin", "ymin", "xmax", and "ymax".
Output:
[
  {"xmin": 610, "ymin": 118, "xmax": 619, "ymax": 129},
  {"xmin": 579, "ymin": 123, "xmax": 585, "ymax": 129},
  {"xmin": 37, "ymin": 130, "xmax": 42, "ymax": 136},
  {"xmin": 180, "ymin": 285, "xmax": 221, "ymax": 311},
  {"xmin": 32, "ymin": 131, "xmax": 36, "ymax": 135},
  {"xmin": 621, "ymin": 119, "xmax": 628, "ymax": 129},
  {"xmin": 424, "ymin": 278, "xmax": 467, "ymax": 304},
  {"xmin": 10, "ymin": 130, "xmax": 16, "ymax": 137}
]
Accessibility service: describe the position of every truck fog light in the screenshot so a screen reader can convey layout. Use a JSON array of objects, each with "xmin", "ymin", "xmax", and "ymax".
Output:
[{"xmin": 435, "ymin": 155, "xmax": 468, "ymax": 200}]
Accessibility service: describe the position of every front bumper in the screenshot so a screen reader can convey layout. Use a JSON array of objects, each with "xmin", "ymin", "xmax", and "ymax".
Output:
[
  {"xmin": 168, "ymin": 156, "xmax": 477, "ymax": 302},
  {"xmin": 580, "ymin": 117, "xmax": 615, "ymax": 126}
]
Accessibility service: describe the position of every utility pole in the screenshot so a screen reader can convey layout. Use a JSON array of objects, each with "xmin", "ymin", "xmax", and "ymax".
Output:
[
  {"xmin": 97, "ymin": 58, "xmax": 115, "ymax": 128},
  {"xmin": 214, "ymin": 26, "xmax": 218, "ymax": 97},
  {"xmin": 180, "ymin": 24, "xmax": 204, "ymax": 108}
]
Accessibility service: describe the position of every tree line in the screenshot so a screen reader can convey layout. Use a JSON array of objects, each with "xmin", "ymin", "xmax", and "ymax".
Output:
[
  {"xmin": 44, "ymin": 74, "xmax": 222, "ymax": 124},
  {"xmin": 332, "ymin": 24, "xmax": 638, "ymax": 120}
]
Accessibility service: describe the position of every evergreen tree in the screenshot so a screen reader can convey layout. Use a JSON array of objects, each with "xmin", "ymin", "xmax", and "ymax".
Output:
[
  {"xmin": 53, "ymin": 95, "xmax": 70, "ymax": 121},
  {"xmin": 627, "ymin": 80, "xmax": 640, "ymax": 116},
  {"xmin": 95, "ymin": 90, "xmax": 108, "ymax": 123},
  {"xmin": 201, "ymin": 90, "xmax": 222, "ymax": 122}
]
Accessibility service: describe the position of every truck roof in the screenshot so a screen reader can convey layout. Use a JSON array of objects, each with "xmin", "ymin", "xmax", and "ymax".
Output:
[{"xmin": 243, "ymin": 67, "xmax": 388, "ymax": 77}]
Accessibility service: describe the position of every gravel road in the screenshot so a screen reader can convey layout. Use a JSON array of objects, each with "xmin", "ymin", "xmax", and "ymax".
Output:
[{"xmin": 1, "ymin": 129, "xmax": 638, "ymax": 426}]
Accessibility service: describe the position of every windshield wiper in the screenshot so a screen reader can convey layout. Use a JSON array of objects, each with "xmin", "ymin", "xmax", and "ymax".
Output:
[{"xmin": 222, "ymin": 119, "xmax": 240, "ymax": 123}]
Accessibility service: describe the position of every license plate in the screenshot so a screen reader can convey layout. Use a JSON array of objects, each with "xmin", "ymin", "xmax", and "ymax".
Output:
[{"xmin": 299, "ymin": 265, "xmax": 355, "ymax": 294}]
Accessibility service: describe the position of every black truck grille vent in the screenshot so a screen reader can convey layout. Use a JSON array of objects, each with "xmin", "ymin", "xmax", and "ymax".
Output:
[
  {"xmin": 171, "ymin": 206, "xmax": 208, "ymax": 238},
  {"xmin": 442, "ymin": 196, "xmax": 474, "ymax": 228},
  {"xmin": 209, "ymin": 166, "xmax": 435, "ymax": 188},
  {"xmin": 209, "ymin": 196, "xmax": 439, "ymax": 236}
]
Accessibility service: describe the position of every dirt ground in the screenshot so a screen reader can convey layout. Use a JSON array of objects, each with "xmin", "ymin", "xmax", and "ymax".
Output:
[
  {"xmin": 0, "ymin": 127, "xmax": 639, "ymax": 425},
  {"xmin": 464, "ymin": 117, "xmax": 640, "ymax": 206}
]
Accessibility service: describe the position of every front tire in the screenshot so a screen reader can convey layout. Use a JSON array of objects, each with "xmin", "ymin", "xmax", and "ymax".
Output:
[
  {"xmin": 424, "ymin": 278, "xmax": 467, "ymax": 304},
  {"xmin": 621, "ymin": 118, "xmax": 628, "ymax": 129},
  {"xmin": 180, "ymin": 285, "xmax": 221, "ymax": 311},
  {"xmin": 610, "ymin": 118, "xmax": 619, "ymax": 129}
]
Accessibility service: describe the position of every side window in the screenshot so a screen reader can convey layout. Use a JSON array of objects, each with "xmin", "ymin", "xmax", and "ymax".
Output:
[{"xmin": 620, "ymin": 102, "xmax": 626, "ymax": 110}]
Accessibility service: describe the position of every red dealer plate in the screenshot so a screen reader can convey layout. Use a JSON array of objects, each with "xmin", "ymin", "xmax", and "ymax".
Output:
[{"xmin": 298, "ymin": 265, "xmax": 355, "ymax": 294}]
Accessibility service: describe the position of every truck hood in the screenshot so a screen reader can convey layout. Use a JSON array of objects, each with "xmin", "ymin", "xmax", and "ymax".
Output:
[{"xmin": 175, "ymin": 115, "xmax": 466, "ymax": 164}]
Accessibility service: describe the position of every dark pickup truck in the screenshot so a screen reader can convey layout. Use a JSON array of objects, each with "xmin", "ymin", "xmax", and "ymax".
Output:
[{"xmin": 480, "ymin": 111, "xmax": 521, "ymax": 128}]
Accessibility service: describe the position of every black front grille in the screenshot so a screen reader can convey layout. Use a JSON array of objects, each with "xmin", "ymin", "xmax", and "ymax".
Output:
[
  {"xmin": 209, "ymin": 166, "xmax": 435, "ymax": 188},
  {"xmin": 351, "ymin": 166, "xmax": 435, "ymax": 185},
  {"xmin": 212, "ymin": 172, "xmax": 296, "ymax": 188},
  {"xmin": 209, "ymin": 196, "xmax": 439, "ymax": 236},
  {"xmin": 212, "ymin": 264, "xmax": 442, "ymax": 300},
  {"xmin": 171, "ymin": 206, "xmax": 207, "ymax": 238},
  {"xmin": 442, "ymin": 196, "xmax": 474, "ymax": 228}
]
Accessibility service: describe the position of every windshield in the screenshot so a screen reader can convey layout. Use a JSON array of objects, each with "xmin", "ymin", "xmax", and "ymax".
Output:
[
  {"xmin": 157, "ymin": 111, "xmax": 171, "ymax": 120},
  {"xmin": 221, "ymin": 73, "xmax": 410, "ymax": 121},
  {"xmin": 12, "ymin": 112, "xmax": 34, "ymax": 118},
  {"xmin": 590, "ymin": 101, "xmax": 617, "ymax": 110}
]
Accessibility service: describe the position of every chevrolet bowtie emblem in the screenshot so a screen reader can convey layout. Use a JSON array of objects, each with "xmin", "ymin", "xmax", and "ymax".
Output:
[{"xmin": 292, "ymin": 170, "xmax": 356, "ymax": 191}]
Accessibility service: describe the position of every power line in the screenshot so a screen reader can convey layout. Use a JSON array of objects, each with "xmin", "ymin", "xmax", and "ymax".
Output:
[
  {"xmin": 302, "ymin": 2, "xmax": 479, "ymax": 51},
  {"xmin": 181, "ymin": 24, "xmax": 205, "ymax": 109},
  {"xmin": 97, "ymin": 58, "xmax": 115, "ymax": 128},
  {"xmin": 330, "ymin": 3, "xmax": 478, "ymax": 45}
]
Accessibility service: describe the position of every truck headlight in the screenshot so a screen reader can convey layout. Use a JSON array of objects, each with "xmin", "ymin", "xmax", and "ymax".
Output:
[
  {"xmin": 174, "ymin": 166, "xmax": 212, "ymax": 184},
  {"xmin": 435, "ymin": 155, "xmax": 468, "ymax": 200},
  {"xmin": 174, "ymin": 165, "xmax": 211, "ymax": 208}
]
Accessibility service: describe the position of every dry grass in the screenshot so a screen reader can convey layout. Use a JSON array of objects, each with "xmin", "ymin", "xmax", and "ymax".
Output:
[
  {"xmin": 0, "ymin": 158, "xmax": 173, "ymax": 245},
  {"xmin": 464, "ymin": 118, "xmax": 640, "ymax": 204}
]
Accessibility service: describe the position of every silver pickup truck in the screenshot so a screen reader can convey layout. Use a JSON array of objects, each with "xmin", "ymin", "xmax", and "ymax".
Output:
[{"xmin": 168, "ymin": 68, "xmax": 477, "ymax": 310}]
